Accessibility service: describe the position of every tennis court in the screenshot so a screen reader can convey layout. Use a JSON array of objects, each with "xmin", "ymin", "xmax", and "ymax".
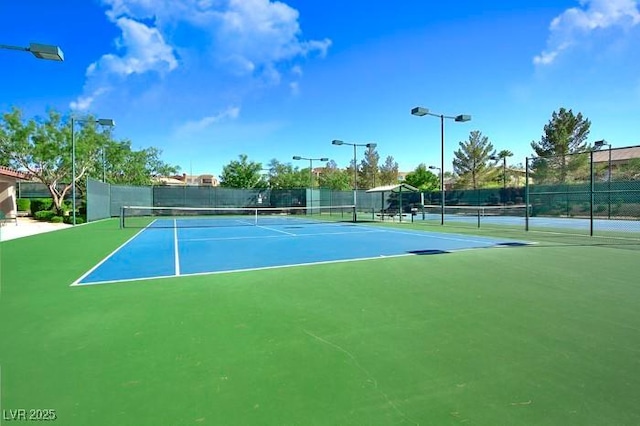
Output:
[
  {"xmin": 73, "ymin": 206, "xmax": 528, "ymax": 285},
  {"xmin": 2, "ymin": 215, "xmax": 640, "ymax": 425}
]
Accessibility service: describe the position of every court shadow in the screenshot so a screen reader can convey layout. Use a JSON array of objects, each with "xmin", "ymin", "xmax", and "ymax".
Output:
[{"xmin": 407, "ymin": 249, "xmax": 449, "ymax": 255}]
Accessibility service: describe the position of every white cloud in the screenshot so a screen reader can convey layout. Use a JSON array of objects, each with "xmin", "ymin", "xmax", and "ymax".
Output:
[
  {"xmin": 534, "ymin": 0, "xmax": 640, "ymax": 65},
  {"xmin": 71, "ymin": 14, "xmax": 178, "ymax": 110},
  {"xmin": 74, "ymin": 0, "xmax": 330, "ymax": 110},
  {"xmin": 289, "ymin": 81, "xmax": 299, "ymax": 96},
  {"xmin": 175, "ymin": 106, "xmax": 240, "ymax": 135},
  {"xmin": 95, "ymin": 17, "xmax": 178, "ymax": 76},
  {"xmin": 70, "ymin": 87, "xmax": 111, "ymax": 111}
]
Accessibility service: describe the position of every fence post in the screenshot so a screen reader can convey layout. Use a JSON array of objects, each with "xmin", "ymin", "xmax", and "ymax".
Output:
[{"xmin": 590, "ymin": 150, "xmax": 594, "ymax": 236}]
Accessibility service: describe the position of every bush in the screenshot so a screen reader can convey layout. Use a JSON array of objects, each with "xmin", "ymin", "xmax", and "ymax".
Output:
[
  {"xmin": 50, "ymin": 216, "xmax": 64, "ymax": 223},
  {"xmin": 17, "ymin": 198, "xmax": 31, "ymax": 212},
  {"xmin": 63, "ymin": 216, "xmax": 85, "ymax": 225},
  {"xmin": 34, "ymin": 210, "xmax": 56, "ymax": 221},
  {"xmin": 30, "ymin": 198, "xmax": 53, "ymax": 215}
]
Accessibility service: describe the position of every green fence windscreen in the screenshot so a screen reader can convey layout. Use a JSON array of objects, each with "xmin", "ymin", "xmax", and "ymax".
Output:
[{"xmin": 86, "ymin": 178, "xmax": 110, "ymax": 222}]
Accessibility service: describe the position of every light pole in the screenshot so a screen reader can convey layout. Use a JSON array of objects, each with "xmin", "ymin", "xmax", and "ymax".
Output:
[
  {"xmin": 594, "ymin": 139, "xmax": 612, "ymax": 219},
  {"xmin": 293, "ymin": 155, "xmax": 329, "ymax": 214},
  {"xmin": 411, "ymin": 107, "xmax": 471, "ymax": 225},
  {"xmin": 0, "ymin": 42, "xmax": 64, "ymax": 61},
  {"xmin": 332, "ymin": 140, "xmax": 377, "ymax": 222},
  {"xmin": 71, "ymin": 117, "xmax": 115, "ymax": 225}
]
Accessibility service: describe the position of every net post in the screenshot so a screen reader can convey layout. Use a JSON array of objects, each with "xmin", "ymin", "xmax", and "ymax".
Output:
[
  {"xmin": 525, "ymin": 157, "xmax": 530, "ymax": 232},
  {"xmin": 120, "ymin": 206, "xmax": 125, "ymax": 229},
  {"xmin": 254, "ymin": 208, "xmax": 258, "ymax": 226},
  {"xmin": 351, "ymin": 205, "xmax": 356, "ymax": 223},
  {"xmin": 477, "ymin": 207, "xmax": 480, "ymax": 228}
]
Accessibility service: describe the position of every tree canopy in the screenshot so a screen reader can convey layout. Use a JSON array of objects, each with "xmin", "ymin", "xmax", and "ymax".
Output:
[
  {"xmin": 453, "ymin": 130, "xmax": 497, "ymax": 189},
  {"xmin": 219, "ymin": 154, "xmax": 267, "ymax": 189},
  {"xmin": 0, "ymin": 107, "xmax": 178, "ymax": 213},
  {"xmin": 403, "ymin": 164, "xmax": 438, "ymax": 191},
  {"xmin": 378, "ymin": 155, "xmax": 399, "ymax": 186},
  {"xmin": 530, "ymin": 108, "xmax": 591, "ymax": 184}
]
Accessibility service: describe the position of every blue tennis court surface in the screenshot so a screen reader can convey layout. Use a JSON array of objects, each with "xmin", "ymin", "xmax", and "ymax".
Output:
[{"xmin": 72, "ymin": 219, "xmax": 529, "ymax": 286}]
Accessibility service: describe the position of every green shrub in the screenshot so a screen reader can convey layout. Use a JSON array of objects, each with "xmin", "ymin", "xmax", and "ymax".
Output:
[
  {"xmin": 50, "ymin": 216, "xmax": 64, "ymax": 223},
  {"xmin": 17, "ymin": 198, "xmax": 31, "ymax": 212},
  {"xmin": 34, "ymin": 210, "xmax": 56, "ymax": 221},
  {"xmin": 63, "ymin": 216, "xmax": 85, "ymax": 225},
  {"xmin": 30, "ymin": 198, "xmax": 53, "ymax": 215}
]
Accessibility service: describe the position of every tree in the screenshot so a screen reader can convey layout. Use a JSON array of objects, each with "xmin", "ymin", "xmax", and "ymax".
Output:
[
  {"xmin": 358, "ymin": 146, "xmax": 379, "ymax": 189},
  {"xmin": 493, "ymin": 149, "xmax": 514, "ymax": 187},
  {"xmin": 453, "ymin": 130, "xmax": 497, "ymax": 189},
  {"xmin": 530, "ymin": 108, "xmax": 591, "ymax": 183},
  {"xmin": 317, "ymin": 160, "xmax": 350, "ymax": 190},
  {"xmin": 403, "ymin": 164, "xmax": 439, "ymax": 191},
  {"xmin": 98, "ymin": 141, "xmax": 179, "ymax": 185},
  {"xmin": 0, "ymin": 108, "xmax": 107, "ymax": 214},
  {"xmin": 378, "ymin": 155, "xmax": 399, "ymax": 185},
  {"xmin": 0, "ymin": 107, "xmax": 180, "ymax": 214},
  {"xmin": 616, "ymin": 158, "xmax": 640, "ymax": 181},
  {"xmin": 267, "ymin": 159, "xmax": 307, "ymax": 189},
  {"xmin": 219, "ymin": 154, "xmax": 266, "ymax": 188}
]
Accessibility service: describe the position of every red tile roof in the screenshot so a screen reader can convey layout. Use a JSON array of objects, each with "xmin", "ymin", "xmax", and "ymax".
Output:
[{"xmin": 0, "ymin": 166, "xmax": 29, "ymax": 179}]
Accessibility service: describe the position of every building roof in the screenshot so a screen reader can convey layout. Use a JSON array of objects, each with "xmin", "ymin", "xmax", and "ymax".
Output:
[
  {"xmin": 592, "ymin": 146, "xmax": 640, "ymax": 163},
  {"xmin": 0, "ymin": 166, "xmax": 29, "ymax": 180}
]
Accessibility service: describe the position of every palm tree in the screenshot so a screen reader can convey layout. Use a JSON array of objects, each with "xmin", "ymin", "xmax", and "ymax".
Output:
[{"xmin": 491, "ymin": 149, "xmax": 514, "ymax": 189}]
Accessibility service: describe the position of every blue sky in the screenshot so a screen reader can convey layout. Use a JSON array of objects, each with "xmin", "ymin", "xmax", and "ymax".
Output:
[{"xmin": 2, "ymin": 0, "xmax": 639, "ymax": 176}]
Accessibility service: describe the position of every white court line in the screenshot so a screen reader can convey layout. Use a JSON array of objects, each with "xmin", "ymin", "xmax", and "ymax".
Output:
[
  {"xmin": 181, "ymin": 229, "xmax": 381, "ymax": 242},
  {"xmin": 69, "ymin": 252, "xmax": 421, "ymax": 287},
  {"xmin": 356, "ymin": 223, "xmax": 526, "ymax": 245},
  {"xmin": 70, "ymin": 219, "xmax": 158, "ymax": 286},
  {"xmin": 174, "ymin": 219, "xmax": 181, "ymax": 276},
  {"xmin": 256, "ymin": 224, "xmax": 297, "ymax": 236}
]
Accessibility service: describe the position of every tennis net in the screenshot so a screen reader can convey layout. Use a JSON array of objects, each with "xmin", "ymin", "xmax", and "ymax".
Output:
[
  {"xmin": 418, "ymin": 204, "xmax": 531, "ymax": 227},
  {"xmin": 120, "ymin": 205, "xmax": 357, "ymax": 228}
]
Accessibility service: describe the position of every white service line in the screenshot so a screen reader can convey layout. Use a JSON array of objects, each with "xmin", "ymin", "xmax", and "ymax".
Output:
[
  {"xmin": 174, "ymin": 220, "xmax": 181, "ymax": 276},
  {"xmin": 180, "ymin": 229, "xmax": 381, "ymax": 242},
  {"xmin": 256, "ymin": 225, "xmax": 297, "ymax": 236}
]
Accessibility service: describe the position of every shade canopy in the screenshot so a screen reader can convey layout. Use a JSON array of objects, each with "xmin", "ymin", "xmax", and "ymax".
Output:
[{"xmin": 365, "ymin": 183, "xmax": 419, "ymax": 193}]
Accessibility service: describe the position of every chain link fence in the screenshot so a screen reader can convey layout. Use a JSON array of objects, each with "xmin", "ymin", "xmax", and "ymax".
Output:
[{"xmin": 525, "ymin": 147, "xmax": 640, "ymax": 238}]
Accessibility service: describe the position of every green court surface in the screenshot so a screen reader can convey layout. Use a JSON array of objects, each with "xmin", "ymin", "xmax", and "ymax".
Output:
[{"xmin": 1, "ymin": 219, "xmax": 639, "ymax": 425}]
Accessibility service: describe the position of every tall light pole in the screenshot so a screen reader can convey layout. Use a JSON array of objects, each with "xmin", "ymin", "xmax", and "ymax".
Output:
[
  {"xmin": 293, "ymin": 155, "xmax": 329, "ymax": 214},
  {"xmin": 332, "ymin": 140, "xmax": 377, "ymax": 222},
  {"xmin": 594, "ymin": 139, "xmax": 612, "ymax": 219},
  {"xmin": 0, "ymin": 42, "xmax": 64, "ymax": 61},
  {"xmin": 411, "ymin": 107, "xmax": 471, "ymax": 225},
  {"xmin": 71, "ymin": 117, "xmax": 115, "ymax": 225}
]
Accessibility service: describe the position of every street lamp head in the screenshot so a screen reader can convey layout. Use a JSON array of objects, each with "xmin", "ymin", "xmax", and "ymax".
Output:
[
  {"xmin": 320, "ymin": 157, "xmax": 329, "ymax": 162},
  {"xmin": 594, "ymin": 139, "xmax": 609, "ymax": 149},
  {"xmin": 97, "ymin": 118, "xmax": 115, "ymax": 127},
  {"xmin": 28, "ymin": 43, "xmax": 64, "ymax": 61},
  {"xmin": 331, "ymin": 139, "xmax": 344, "ymax": 146},
  {"xmin": 411, "ymin": 107, "xmax": 429, "ymax": 117},
  {"xmin": 292, "ymin": 156, "xmax": 302, "ymax": 160},
  {"xmin": 428, "ymin": 166, "xmax": 440, "ymax": 170},
  {"xmin": 489, "ymin": 155, "xmax": 499, "ymax": 161},
  {"xmin": 455, "ymin": 114, "xmax": 471, "ymax": 122},
  {"xmin": 365, "ymin": 143, "xmax": 377, "ymax": 149}
]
